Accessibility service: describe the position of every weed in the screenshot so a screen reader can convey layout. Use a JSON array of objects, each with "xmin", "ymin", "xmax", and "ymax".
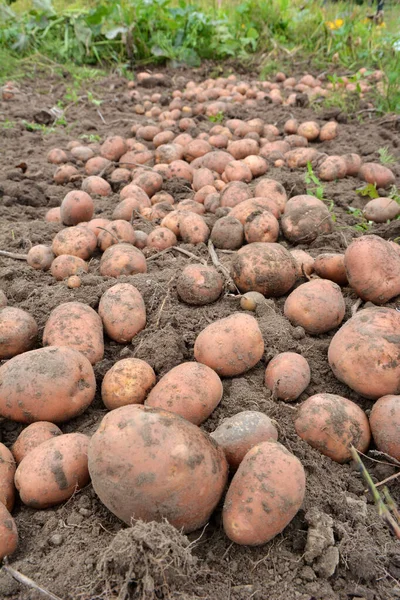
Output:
[
  {"xmin": 347, "ymin": 206, "xmax": 373, "ymax": 231},
  {"xmin": 377, "ymin": 146, "xmax": 396, "ymax": 166},
  {"xmin": 356, "ymin": 182, "xmax": 379, "ymax": 199},
  {"xmin": 0, "ymin": 120, "xmax": 16, "ymax": 129},
  {"xmin": 80, "ymin": 133, "xmax": 101, "ymax": 142},
  {"xmin": 208, "ymin": 111, "xmax": 224, "ymax": 123},
  {"xmin": 304, "ymin": 162, "xmax": 325, "ymax": 201}
]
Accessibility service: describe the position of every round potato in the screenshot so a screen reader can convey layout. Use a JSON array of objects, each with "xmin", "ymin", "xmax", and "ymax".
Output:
[
  {"xmin": 265, "ymin": 352, "xmax": 311, "ymax": 401},
  {"xmin": 98, "ymin": 283, "xmax": 146, "ymax": 343},
  {"xmin": 146, "ymin": 227, "xmax": 177, "ymax": 251},
  {"xmin": 27, "ymin": 245, "xmax": 55, "ymax": 271},
  {"xmin": 50, "ymin": 255, "xmax": 88, "ymax": 281},
  {"xmin": 211, "ymin": 216, "xmax": 244, "ymax": 250},
  {"xmin": 0, "ymin": 503, "xmax": 18, "ymax": 561},
  {"xmin": 244, "ymin": 210, "xmax": 279, "ymax": 244},
  {"xmin": 98, "ymin": 220, "xmax": 136, "ymax": 251},
  {"xmin": 100, "ymin": 243, "xmax": 147, "ymax": 278},
  {"xmin": 290, "ymin": 249, "xmax": 315, "ymax": 278},
  {"xmin": 314, "ymin": 253, "xmax": 348, "ymax": 286},
  {"xmin": 11, "ymin": 422, "xmax": 63, "ymax": 464},
  {"xmin": 60, "ymin": 190, "xmax": 94, "ymax": 226},
  {"xmin": 363, "ymin": 198, "xmax": 400, "ymax": 223},
  {"xmin": 52, "ymin": 226, "xmax": 97, "ymax": 260},
  {"xmin": 102, "ymin": 358, "xmax": 156, "ymax": 409},
  {"xmin": 281, "ymin": 195, "xmax": 333, "ymax": 244},
  {"xmin": 176, "ymin": 264, "xmax": 223, "ymax": 306},
  {"xmin": 0, "ymin": 443, "xmax": 16, "ymax": 512},
  {"xmin": 0, "ymin": 307, "xmax": 38, "ymax": 359},
  {"xmin": 369, "ymin": 395, "xmax": 400, "ymax": 461}
]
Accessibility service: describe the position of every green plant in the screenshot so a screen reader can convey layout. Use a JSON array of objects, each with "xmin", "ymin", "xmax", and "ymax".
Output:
[
  {"xmin": 0, "ymin": 119, "xmax": 16, "ymax": 129},
  {"xmin": 346, "ymin": 206, "xmax": 373, "ymax": 231},
  {"xmin": 80, "ymin": 133, "xmax": 101, "ymax": 142},
  {"xmin": 356, "ymin": 182, "xmax": 379, "ymax": 199},
  {"xmin": 304, "ymin": 162, "xmax": 325, "ymax": 200},
  {"xmin": 208, "ymin": 111, "xmax": 224, "ymax": 123},
  {"xmin": 377, "ymin": 146, "xmax": 396, "ymax": 166}
]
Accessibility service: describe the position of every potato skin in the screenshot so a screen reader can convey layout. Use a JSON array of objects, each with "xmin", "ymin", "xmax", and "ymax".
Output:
[
  {"xmin": 0, "ymin": 307, "xmax": 38, "ymax": 359},
  {"xmin": 194, "ymin": 313, "xmax": 264, "ymax": 377},
  {"xmin": 328, "ymin": 307, "xmax": 400, "ymax": 399},
  {"xmin": 313, "ymin": 253, "xmax": 348, "ymax": 286},
  {"xmin": 102, "ymin": 358, "xmax": 156, "ymax": 409},
  {"xmin": 176, "ymin": 265, "xmax": 223, "ymax": 306},
  {"xmin": 98, "ymin": 283, "xmax": 146, "ymax": 343},
  {"xmin": 211, "ymin": 411, "xmax": 278, "ymax": 470},
  {"xmin": 43, "ymin": 301, "xmax": 104, "ymax": 365},
  {"xmin": 88, "ymin": 405, "xmax": 228, "ymax": 533},
  {"xmin": 0, "ymin": 346, "xmax": 96, "ymax": 423},
  {"xmin": 281, "ymin": 195, "xmax": 333, "ymax": 243},
  {"xmin": 0, "ymin": 502, "xmax": 18, "ymax": 561},
  {"xmin": 60, "ymin": 190, "xmax": 94, "ymax": 226},
  {"xmin": 100, "ymin": 243, "xmax": 147, "ymax": 278},
  {"xmin": 15, "ymin": 433, "xmax": 90, "ymax": 508},
  {"xmin": 295, "ymin": 393, "xmax": 371, "ymax": 463},
  {"xmin": 369, "ymin": 395, "xmax": 400, "ymax": 461},
  {"xmin": 27, "ymin": 245, "xmax": 54, "ymax": 271},
  {"xmin": 0, "ymin": 443, "xmax": 16, "ymax": 511},
  {"xmin": 11, "ymin": 422, "xmax": 63, "ymax": 464},
  {"xmin": 265, "ymin": 352, "xmax": 311, "ymax": 401},
  {"xmin": 223, "ymin": 441, "xmax": 305, "ymax": 545},
  {"xmin": 145, "ymin": 362, "xmax": 223, "ymax": 425}
]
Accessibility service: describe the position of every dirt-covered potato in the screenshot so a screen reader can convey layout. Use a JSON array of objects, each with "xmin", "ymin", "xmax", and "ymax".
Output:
[
  {"xmin": 0, "ymin": 307, "xmax": 38, "ymax": 359},
  {"xmin": 313, "ymin": 253, "xmax": 348, "ymax": 286},
  {"xmin": 27, "ymin": 245, "xmax": 55, "ymax": 271},
  {"xmin": 0, "ymin": 443, "xmax": 16, "ymax": 512},
  {"xmin": 97, "ymin": 220, "xmax": 136, "ymax": 251},
  {"xmin": 369, "ymin": 395, "xmax": 400, "ymax": 461},
  {"xmin": 52, "ymin": 226, "xmax": 98, "ymax": 260},
  {"xmin": 0, "ymin": 502, "xmax": 18, "ymax": 561},
  {"xmin": 99, "ymin": 243, "xmax": 147, "ymax": 278},
  {"xmin": 363, "ymin": 198, "xmax": 400, "ymax": 223},
  {"xmin": 60, "ymin": 190, "xmax": 94, "ymax": 226},
  {"xmin": 211, "ymin": 216, "xmax": 244, "ymax": 250},
  {"xmin": 179, "ymin": 212, "xmax": 210, "ymax": 244},
  {"xmin": 11, "ymin": 422, "xmax": 63, "ymax": 464},
  {"xmin": 50, "ymin": 255, "xmax": 88, "ymax": 281},
  {"xmin": 290, "ymin": 249, "xmax": 315, "ymax": 279},
  {"xmin": 101, "ymin": 358, "xmax": 156, "ymax": 409},
  {"xmin": 265, "ymin": 352, "xmax": 311, "ymax": 401},
  {"xmin": 281, "ymin": 195, "xmax": 333, "ymax": 243},
  {"xmin": 98, "ymin": 283, "xmax": 146, "ymax": 343},
  {"xmin": 176, "ymin": 264, "xmax": 223, "ymax": 306}
]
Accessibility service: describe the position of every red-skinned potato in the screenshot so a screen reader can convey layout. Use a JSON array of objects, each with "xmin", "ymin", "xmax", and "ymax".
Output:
[
  {"xmin": 328, "ymin": 307, "xmax": 400, "ymax": 399},
  {"xmin": 223, "ymin": 441, "xmax": 305, "ymax": 545},
  {"xmin": 145, "ymin": 362, "xmax": 223, "ymax": 425},
  {"xmin": 253, "ymin": 179, "xmax": 287, "ymax": 213},
  {"xmin": 319, "ymin": 121, "xmax": 338, "ymax": 141},
  {"xmin": 82, "ymin": 176, "xmax": 111, "ymax": 197},
  {"xmin": 0, "ymin": 346, "xmax": 96, "ymax": 423},
  {"xmin": 224, "ymin": 160, "xmax": 252, "ymax": 183},
  {"xmin": 318, "ymin": 156, "xmax": 347, "ymax": 181},
  {"xmin": 88, "ymin": 405, "xmax": 228, "ymax": 533},
  {"xmin": 230, "ymin": 198, "xmax": 280, "ymax": 222},
  {"xmin": 50, "ymin": 255, "xmax": 88, "ymax": 280},
  {"xmin": 244, "ymin": 210, "xmax": 279, "ymax": 243},
  {"xmin": 60, "ymin": 190, "xmax": 94, "ymax": 225},
  {"xmin": 27, "ymin": 245, "xmax": 54, "ymax": 271},
  {"xmin": 202, "ymin": 150, "xmax": 235, "ymax": 174},
  {"xmin": 179, "ymin": 212, "xmax": 209, "ymax": 244},
  {"xmin": 290, "ymin": 249, "xmax": 315, "ymax": 278},
  {"xmin": 359, "ymin": 163, "xmax": 395, "ymax": 189},
  {"xmin": 43, "ymin": 302, "xmax": 104, "ymax": 364},
  {"xmin": 98, "ymin": 283, "xmax": 146, "ymax": 343},
  {"xmin": 314, "ymin": 253, "xmax": 348, "ymax": 286},
  {"xmin": 11, "ymin": 422, "xmax": 63, "ymax": 464},
  {"xmin": 295, "ymin": 393, "xmax": 371, "ymax": 463},
  {"xmin": 297, "ymin": 121, "xmax": 320, "ymax": 141},
  {"xmin": 0, "ymin": 307, "xmax": 38, "ymax": 359},
  {"xmin": 369, "ymin": 395, "xmax": 400, "ymax": 461},
  {"xmin": 161, "ymin": 211, "xmax": 181, "ymax": 237},
  {"xmin": 265, "ymin": 352, "xmax": 311, "ymax": 401},
  {"xmin": 281, "ymin": 195, "xmax": 333, "ymax": 243},
  {"xmin": 176, "ymin": 264, "xmax": 223, "ymax": 306},
  {"xmin": 112, "ymin": 197, "xmax": 151, "ymax": 221},
  {"xmin": 146, "ymin": 227, "xmax": 177, "ymax": 250},
  {"xmin": 344, "ymin": 153, "xmax": 362, "ymax": 176},
  {"xmin": 363, "ymin": 198, "xmax": 400, "ymax": 223},
  {"xmin": 220, "ymin": 181, "xmax": 252, "ymax": 208},
  {"xmin": 54, "ymin": 164, "xmax": 79, "ymax": 185},
  {"xmin": 101, "ymin": 358, "xmax": 156, "ymax": 409},
  {"xmin": 45, "ymin": 207, "xmax": 61, "ymax": 223},
  {"xmin": 52, "ymin": 226, "xmax": 97, "ymax": 260},
  {"xmin": 210, "ymin": 411, "xmax": 278, "ymax": 470},
  {"xmin": 15, "ymin": 433, "xmax": 90, "ymax": 508},
  {"xmin": 100, "ymin": 243, "xmax": 147, "ymax": 278},
  {"xmin": 194, "ymin": 313, "xmax": 264, "ymax": 376},
  {"xmin": 0, "ymin": 443, "xmax": 15, "ymax": 511},
  {"xmin": 284, "ymin": 279, "xmax": 345, "ymax": 334},
  {"xmin": 211, "ymin": 216, "xmax": 244, "ymax": 250},
  {"xmin": 98, "ymin": 220, "xmax": 136, "ymax": 251},
  {"xmin": 285, "ymin": 148, "xmax": 319, "ymax": 169},
  {"xmin": 101, "ymin": 136, "xmax": 127, "ymax": 161},
  {"xmin": 0, "ymin": 503, "xmax": 18, "ymax": 561}
]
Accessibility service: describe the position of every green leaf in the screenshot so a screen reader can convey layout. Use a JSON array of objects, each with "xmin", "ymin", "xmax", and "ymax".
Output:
[
  {"xmin": 74, "ymin": 20, "xmax": 92, "ymax": 51},
  {"xmin": 32, "ymin": 0, "xmax": 55, "ymax": 16}
]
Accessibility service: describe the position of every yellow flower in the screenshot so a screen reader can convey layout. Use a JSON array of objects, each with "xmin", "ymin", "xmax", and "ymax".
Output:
[
  {"xmin": 326, "ymin": 18, "xmax": 344, "ymax": 30},
  {"xmin": 377, "ymin": 21, "xmax": 386, "ymax": 27},
  {"xmin": 335, "ymin": 18, "xmax": 344, "ymax": 27}
]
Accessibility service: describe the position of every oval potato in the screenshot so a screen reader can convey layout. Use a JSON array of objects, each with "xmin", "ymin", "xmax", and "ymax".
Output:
[{"xmin": 98, "ymin": 283, "xmax": 146, "ymax": 343}]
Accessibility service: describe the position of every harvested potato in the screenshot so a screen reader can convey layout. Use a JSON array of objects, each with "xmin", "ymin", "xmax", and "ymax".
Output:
[
  {"xmin": 11, "ymin": 422, "xmax": 63, "ymax": 464},
  {"xmin": 112, "ymin": 197, "xmax": 150, "ymax": 221},
  {"xmin": 223, "ymin": 441, "xmax": 305, "ymax": 545},
  {"xmin": 290, "ymin": 249, "xmax": 315, "ymax": 278},
  {"xmin": 369, "ymin": 395, "xmax": 400, "ymax": 461},
  {"xmin": 297, "ymin": 121, "xmax": 320, "ymax": 141},
  {"xmin": 133, "ymin": 171, "xmax": 163, "ymax": 197},
  {"xmin": 98, "ymin": 283, "xmax": 146, "ymax": 343},
  {"xmin": 179, "ymin": 212, "xmax": 209, "ymax": 244},
  {"xmin": 295, "ymin": 393, "xmax": 371, "ymax": 462},
  {"xmin": 146, "ymin": 227, "xmax": 177, "ymax": 250},
  {"xmin": 319, "ymin": 121, "xmax": 338, "ymax": 141},
  {"xmin": 120, "ymin": 182, "xmax": 151, "ymax": 203},
  {"xmin": 344, "ymin": 153, "xmax": 362, "ymax": 176},
  {"xmin": 100, "ymin": 135, "xmax": 127, "ymax": 161},
  {"xmin": 82, "ymin": 175, "xmax": 111, "ymax": 197},
  {"xmin": 285, "ymin": 148, "xmax": 319, "ymax": 169},
  {"xmin": 210, "ymin": 411, "xmax": 278, "ymax": 470},
  {"xmin": 102, "ymin": 358, "xmax": 156, "ymax": 409},
  {"xmin": 27, "ymin": 245, "xmax": 54, "ymax": 271},
  {"xmin": 15, "ymin": 433, "xmax": 90, "ymax": 508},
  {"xmin": 284, "ymin": 279, "xmax": 345, "ymax": 334},
  {"xmin": 318, "ymin": 156, "xmax": 347, "ymax": 181},
  {"xmin": 0, "ymin": 307, "xmax": 38, "ymax": 359},
  {"xmin": 0, "ymin": 443, "xmax": 16, "ymax": 511},
  {"xmin": 359, "ymin": 163, "xmax": 395, "ymax": 189},
  {"xmin": 225, "ymin": 160, "xmax": 252, "ymax": 183},
  {"xmin": 54, "ymin": 164, "xmax": 79, "ymax": 184},
  {"xmin": 244, "ymin": 210, "xmax": 279, "ymax": 243},
  {"xmin": 60, "ymin": 190, "xmax": 94, "ymax": 226},
  {"xmin": 45, "ymin": 207, "xmax": 61, "ymax": 222},
  {"xmin": 0, "ymin": 346, "xmax": 95, "ymax": 422},
  {"xmin": 176, "ymin": 199, "xmax": 205, "ymax": 215},
  {"xmin": 230, "ymin": 198, "xmax": 279, "ymax": 222},
  {"xmin": 265, "ymin": 352, "xmax": 311, "ymax": 401},
  {"xmin": 363, "ymin": 198, "xmax": 400, "ymax": 223},
  {"xmin": 281, "ymin": 195, "xmax": 333, "ymax": 243},
  {"xmin": 243, "ymin": 155, "xmax": 268, "ymax": 177},
  {"xmin": 176, "ymin": 264, "xmax": 223, "ymax": 306},
  {"xmin": 52, "ymin": 226, "xmax": 98, "ymax": 260},
  {"xmin": 43, "ymin": 301, "xmax": 104, "ymax": 364},
  {"xmin": 220, "ymin": 181, "xmax": 252, "ymax": 208},
  {"xmin": 0, "ymin": 502, "xmax": 18, "ymax": 561},
  {"xmin": 50, "ymin": 255, "xmax": 88, "ymax": 280},
  {"xmin": 211, "ymin": 215, "xmax": 244, "ymax": 250},
  {"xmin": 194, "ymin": 313, "xmax": 264, "ymax": 376},
  {"xmin": 98, "ymin": 220, "xmax": 136, "ymax": 251},
  {"xmin": 88, "ymin": 405, "xmax": 228, "ymax": 533},
  {"xmin": 99, "ymin": 243, "xmax": 147, "ymax": 278},
  {"xmin": 314, "ymin": 253, "xmax": 348, "ymax": 286},
  {"xmin": 253, "ymin": 179, "xmax": 287, "ymax": 213}
]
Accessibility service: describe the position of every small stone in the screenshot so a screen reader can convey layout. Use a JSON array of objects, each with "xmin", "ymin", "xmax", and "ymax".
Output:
[
  {"xmin": 292, "ymin": 326, "xmax": 306, "ymax": 340},
  {"xmin": 49, "ymin": 534, "xmax": 63, "ymax": 546},
  {"xmin": 345, "ymin": 495, "xmax": 368, "ymax": 520},
  {"xmin": 314, "ymin": 546, "xmax": 340, "ymax": 578},
  {"xmin": 300, "ymin": 566, "xmax": 316, "ymax": 582},
  {"xmin": 79, "ymin": 508, "xmax": 91, "ymax": 517},
  {"xmin": 67, "ymin": 512, "xmax": 84, "ymax": 526}
]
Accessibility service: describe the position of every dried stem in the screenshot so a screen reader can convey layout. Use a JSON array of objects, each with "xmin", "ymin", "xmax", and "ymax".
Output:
[
  {"xmin": 2, "ymin": 564, "xmax": 64, "ymax": 600},
  {"xmin": 0, "ymin": 250, "xmax": 28, "ymax": 260},
  {"xmin": 208, "ymin": 240, "xmax": 239, "ymax": 293}
]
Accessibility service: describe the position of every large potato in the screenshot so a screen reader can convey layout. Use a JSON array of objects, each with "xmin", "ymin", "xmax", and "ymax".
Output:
[
  {"xmin": 15, "ymin": 433, "xmax": 90, "ymax": 508},
  {"xmin": 0, "ymin": 346, "xmax": 96, "ymax": 423},
  {"xmin": 194, "ymin": 313, "xmax": 264, "ymax": 377},
  {"xmin": 43, "ymin": 301, "xmax": 104, "ymax": 364},
  {"xmin": 100, "ymin": 243, "xmax": 147, "ymax": 278},
  {"xmin": 0, "ymin": 307, "xmax": 38, "ymax": 359},
  {"xmin": 369, "ymin": 395, "xmax": 400, "ymax": 461},
  {"xmin": 88, "ymin": 405, "xmax": 228, "ymax": 533},
  {"xmin": 281, "ymin": 195, "xmax": 333, "ymax": 243},
  {"xmin": 145, "ymin": 362, "xmax": 223, "ymax": 424},
  {"xmin": 0, "ymin": 443, "xmax": 16, "ymax": 511},
  {"xmin": 0, "ymin": 502, "xmax": 18, "ymax": 561},
  {"xmin": 52, "ymin": 226, "xmax": 97, "ymax": 260},
  {"xmin": 102, "ymin": 358, "xmax": 156, "ymax": 409},
  {"xmin": 223, "ymin": 442, "xmax": 305, "ymax": 545},
  {"xmin": 98, "ymin": 283, "xmax": 146, "ymax": 343},
  {"xmin": 328, "ymin": 307, "xmax": 400, "ymax": 399},
  {"xmin": 11, "ymin": 422, "xmax": 63, "ymax": 464}
]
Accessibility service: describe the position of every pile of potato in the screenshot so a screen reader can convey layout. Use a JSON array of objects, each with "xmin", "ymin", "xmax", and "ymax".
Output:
[{"xmin": 0, "ymin": 70, "xmax": 399, "ymax": 563}]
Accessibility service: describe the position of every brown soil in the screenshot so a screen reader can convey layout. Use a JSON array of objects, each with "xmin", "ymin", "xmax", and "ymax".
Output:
[{"xmin": 0, "ymin": 65, "xmax": 400, "ymax": 600}]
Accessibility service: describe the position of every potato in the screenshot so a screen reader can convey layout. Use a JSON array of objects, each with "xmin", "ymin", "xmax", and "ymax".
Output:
[
  {"xmin": 297, "ymin": 121, "xmax": 320, "ymax": 141},
  {"xmin": 230, "ymin": 198, "xmax": 279, "ymax": 223},
  {"xmin": 231, "ymin": 242, "xmax": 296, "ymax": 296},
  {"xmin": 228, "ymin": 139, "xmax": 259, "ymax": 160},
  {"xmin": 202, "ymin": 150, "xmax": 234, "ymax": 174},
  {"xmin": 369, "ymin": 395, "xmax": 400, "ymax": 461},
  {"xmin": 183, "ymin": 140, "xmax": 212, "ymax": 162},
  {"xmin": 45, "ymin": 207, "xmax": 61, "ymax": 223},
  {"xmin": 133, "ymin": 172, "xmax": 163, "ymax": 197},
  {"xmin": 265, "ymin": 352, "xmax": 310, "ymax": 401},
  {"xmin": 179, "ymin": 212, "xmax": 209, "ymax": 244},
  {"xmin": 11, "ymin": 422, "xmax": 63, "ymax": 464},
  {"xmin": 98, "ymin": 283, "xmax": 146, "ymax": 343},
  {"xmin": 359, "ymin": 163, "xmax": 395, "ymax": 189},
  {"xmin": 54, "ymin": 164, "xmax": 79, "ymax": 185},
  {"xmin": 194, "ymin": 313, "xmax": 264, "ymax": 376},
  {"xmin": 290, "ymin": 249, "xmax": 315, "ymax": 278},
  {"xmin": 225, "ymin": 160, "xmax": 252, "ymax": 183},
  {"xmin": 243, "ymin": 155, "xmax": 268, "ymax": 177},
  {"xmin": 210, "ymin": 411, "xmax": 278, "ymax": 470},
  {"xmin": 0, "ymin": 443, "xmax": 15, "ymax": 511},
  {"xmin": 344, "ymin": 153, "xmax": 362, "ymax": 176},
  {"xmin": 161, "ymin": 211, "xmax": 181, "ymax": 236},
  {"xmin": 98, "ymin": 220, "xmax": 136, "ymax": 251},
  {"xmin": 60, "ymin": 190, "xmax": 94, "ymax": 226},
  {"xmin": 101, "ymin": 135, "xmax": 127, "ymax": 161},
  {"xmin": 0, "ymin": 503, "xmax": 18, "ymax": 560},
  {"xmin": 284, "ymin": 148, "xmax": 319, "ymax": 168},
  {"xmin": 0, "ymin": 307, "xmax": 38, "ymax": 359},
  {"xmin": 176, "ymin": 264, "xmax": 223, "ymax": 306},
  {"xmin": 0, "ymin": 346, "xmax": 95, "ymax": 422},
  {"xmin": 43, "ymin": 301, "xmax": 104, "ymax": 364},
  {"xmin": 146, "ymin": 227, "xmax": 177, "ymax": 250},
  {"xmin": 50, "ymin": 254, "xmax": 88, "ymax": 281},
  {"xmin": 82, "ymin": 175, "xmax": 111, "ymax": 197},
  {"xmin": 211, "ymin": 216, "xmax": 244, "ymax": 250},
  {"xmin": 328, "ymin": 307, "xmax": 400, "ymax": 399},
  {"xmin": 295, "ymin": 393, "xmax": 371, "ymax": 463},
  {"xmin": 52, "ymin": 226, "xmax": 97, "ymax": 260},
  {"xmin": 363, "ymin": 197, "xmax": 400, "ymax": 223},
  {"xmin": 285, "ymin": 134, "xmax": 308, "ymax": 149},
  {"xmin": 112, "ymin": 197, "xmax": 150, "ymax": 221},
  {"xmin": 100, "ymin": 243, "xmax": 147, "ymax": 278},
  {"xmin": 145, "ymin": 362, "xmax": 223, "ymax": 425},
  {"xmin": 85, "ymin": 156, "xmax": 111, "ymax": 176},
  {"xmin": 27, "ymin": 245, "xmax": 54, "ymax": 271},
  {"xmin": 102, "ymin": 358, "xmax": 156, "ymax": 410},
  {"xmin": 281, "ymin": 195, "xmax": 333, "ymax": 243},
  {"xmin": 15, "ymin": 433, "xmax": 90, "ymax": 508},
  {"xmin": 47, "ymin": 148, "xmax": 68, "ymax": 164},
  {"xmin": 253, "ymin": 179, "xmax": 287, "ymax": 213},
  {"xmin": 314, "ymin": 253, "xmax": 348, "ymax": 286},
  {"xmin": 120, "ymin": 182, "xmax": 151, "ymax": 203},
  {"xmin": 220, "ymin": 181, "xmax": 252, "ymax": 208},
  {"xmin": 244, "ymin": 210, "xmax": 279, "ymax": 243},
  {"xmin": 177, "ymin": 199, "xmax": 205, "ymax": 215},
  {"xmin": 260, "ymin": 141, "xmax": 289, "ymax": 159},
  {"xmin": 284, "ymin": 279, "xmax": 345, "ymax": 334},
  {"xmin": 284, "ymin": 119, "xmax": 298, "ymax": 134},
  {"xmin": 88, "ymin": 405, "xmax": 228, "ymax": 533},
  {"xmin": 83, "ymin": 218, "xmax": 111, "ymax": 237},
  {"xmin": 318, "ymin": 156, "xmax": 347, "ymax": 181},
  {"xmin": 223, "ymin": 441, "xmax": 305, "ymax": 545},
  {"xmin": 344, "ymin": 235, "xmax": 400, "ymax": 304},
  {"xmin": 319, "ymin": 121, "xmax": 338, "ymax": 141}
]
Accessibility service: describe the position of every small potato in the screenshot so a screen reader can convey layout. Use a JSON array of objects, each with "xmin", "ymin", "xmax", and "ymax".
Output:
[
  {"xmin": 133, "ymin": 172, "xmax": 163, "ymax": 198},
  {"xmin": 281, "ymin": 195, "xmax": 333, "ymax": 243},
  {"xmin": 318, "ymin": 156, "xmax": 347, "ymax": 181},
  {"xmin": 0, "ymin": 307, "xmax": 38, "ymax": 359},
  {"xmin": 194, "ymin": 185, "xmax": 217, "ymax": 204},
  {"xmin": 224, "ymin": 160, "xmax": 252, "ymax": 183},
  {"xmin": 102, "ymin": 358, "xmax": 156, "ymax": 409},
  {"xmin": 27, "ymin": 245, "xmax": 54, "ymax": 271},
  {"xmin": 120, "ymin": 182, "xmax": 151, "ymax": 203},
  {"xmin": 45, "ymin": 207, "xmax": 61, "ymax": 223},
  {"xmin": 67, "ymin": 275, "xmax": 81, "ymax": 288},
  {"xmin": 284, "ymin": 119, "xmax": 298, "ymax": 134},
  {"xmin": 243, "ymin": 155, "xmax": 268, "ymax": 177},
  {"xmin": 85, "ymin": 156, "xmax": 111, "ymax": 176},
  {"xmin": 133, "ymin": 231, "xmax": 148, "ymax": 250},
  {"xmin": 202, "ymin": 150, "xmax": 233, "ymax": 174},
  {"xmin": 176, "ymin": 264, "xmax": 223, "ymax": 306},
  {"xmin": 369, "ymin": 395, "xmax": 400, "ymax": 461},
  {"xmin": 100, "ymin": 243, "xmax": 147, "ymax": 278},
  {"xmin": 297, "ymin": 121, "xmax": 320, "ymax": 141},
  {"xmin": 179, "ymin": 212, "xmax": 209, "ymax": 244},
  {"xmin": 0, "ymin": 443, "xmax": 16, "ymax": 511},
  {"xmin": 284, "ymin": 279, "xmax": 345, "ymax": 334},
  {"xmin": 0, "ymin": 346, "xmax": 96, "ymax": 423},
  {"xmin": 230, "ymin": 198, "xmax": 280, "ymax": 223},
  {"xmin": 284, "ymin": 148, "xmax": 319, "ymax": 168},
  {"xmin": 192, "ymin": 168, "xmax": 215, "ymax": 192},
  {"xmin": 295, "ymin": 393, "xmax": 371, "ymax": 463},
  {"xmin": 161, "ymin": 211, "xmax": 181, "ymax": 237},
  {"xmin": 11, "ymin": 422, "xmax": 62, "ymax": 464},
  {"xmin": 52, "ymin": 226, "xmax": 98, "ymax": 260},
  {"xmin": 145, "ymin": 362, "xmax": 223, "ymax": 425},
  {"xmin": 68, "ymin": 145, "xmax": 94, "ymax": 163},
  {"xmin": 211, "ymin": 216, "xmax": 244, "ymax": 250},
  {"xmin": 285, "ymin": 134, "xmax": 308, "ymax": 149},
  {"xmin": 47, "ymin": 148, "xmax": 67, "ymax": 164},
  {"xmin": 54, "ymin": 164, "xmax": 79, "ymax": 185},
  {"xmin": 98, "ymin": 283, "xmax": 146, "ymax": 343},
  {"xmin": 176, "ymin": 199, "xmax": 205, "ymax": 215},
  {"xmin": 319, "ymin": 121, "xmax": 338, "ymax": 141},
  {"xmin": 183, "ymin": 140, "xmax": 212, "ymax": 162},
  {"xmin": 43, "ymin": 302, "xmax": 104, "ymax": 365},
  {"xmin": 210, "ymin": 411, "xmax": 278, "ymax": 470},
  {"xmin": 314, "ymin": 253, "xmax": 348, "ymax": 286},
  {"xmin": 265, "ymin": 352, "xmax": 310, "ymax": 401},
  {"xmin": 82, "ymin": 176, "xmax": 111, "ymax": 197},
  {"xmin": 244, "ymin": 210, "xmax": 279, "ymax": 243},
  {"xmin": 151, "ymin": 192, "xmax": 174, "ymax": 206},
  {"xmin": 220, "ymin": 181, "xmax": 252, "ymax": 208},
  {"xmin": 344, "ymin": 153, "xmax": 362, "ymax": 176},
  {"xmin": 85, "ymin": 218, "xmax": 111, "ymax": 237},
  {"xmin": 0, "ymin": 503, "xmax": 18, "ymax": 561},
  {"xmin": 98, "ymin": 220, "xmax": 136, "ymax": 251},
  {"xmin": 194, "ymin": 313, "xmax": 264, "ymax": 377},
  {"xmin": 290, "ymin": 249, "xmax": 315, "ymax": 278},
  {"xmin": 223, "ymin": 441, "xmax": 305, "ymax": 545},
  {"xmin": 240, "ymin": 291, "xmax": 265, "ymax": 311},
  {"xmin": 60, "ymin": 190, "xmax": 94, "ymax": 226},
  {"xmin": 112, "ymin": 197, "xmax": 150, "ymax": 221},
  {"xmin": 50, "ymin": 255, "xmax": 88, "ymax": 280},
  {"xmin": 146, "ymin": 227, "xmax": 177, "ymax": 250},
  {"xmin": 101, "ymin": 136, "xmax": 127, "ymax": 161},
  {"xmin": 168, "ymin": 160, "xmax": 193, "ymax": 182},
  {"xmin": 15, "ymin": 433, "xmax": 90, "ymax": 508},
  {"xmin": 228, "ymin": 139, "xmax": 259, "ymax": 160},
  {"xmin": 363, "ymin": 197, "xmax": 400, "ymax": 223},
  {"xmin": 359, "ymin": 163, "xmax": 395, "ymax": 189}
]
